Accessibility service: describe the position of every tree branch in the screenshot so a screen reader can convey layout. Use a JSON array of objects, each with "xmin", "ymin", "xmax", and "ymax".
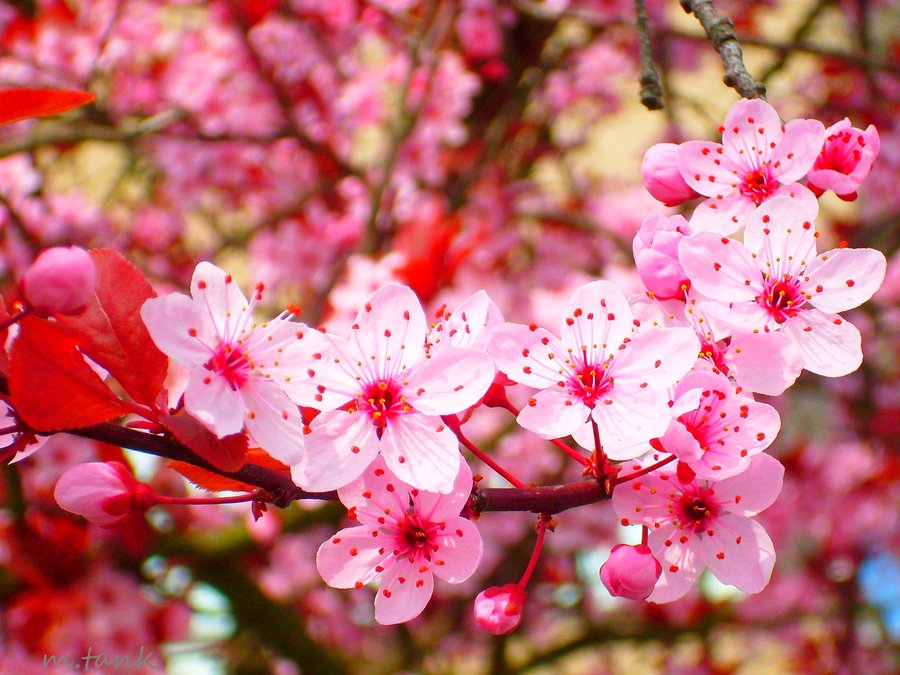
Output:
[
  {"xmin": 679, "ymin": 0, "xmax": 766, "ymax": 99},
  {"xmin": 635, "ymin": 0, "xmax": 664, "ymax": 110}
]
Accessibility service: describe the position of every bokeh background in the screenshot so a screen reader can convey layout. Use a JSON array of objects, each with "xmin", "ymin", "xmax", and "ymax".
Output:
[{"xmin": 0, "ymin": 0, "xmax": 897, "ymax": 672}]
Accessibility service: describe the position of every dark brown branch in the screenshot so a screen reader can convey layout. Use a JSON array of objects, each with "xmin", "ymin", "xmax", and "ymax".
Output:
[
  {"xmin": 634, "ymin": 0, "xmax": 664, "ymax": 110},
  {"xmin": 679, "ymin": 0, "xmax": 766, "ymax": 99}
]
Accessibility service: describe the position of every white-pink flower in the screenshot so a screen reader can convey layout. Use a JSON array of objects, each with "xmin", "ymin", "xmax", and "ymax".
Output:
[
  {"xmin": 488, "ymin": 280, "xmax": 699, "ymax": 458},
  {"xmin": 316, "ymin": 456, "xmax": 483, "ymax": 625},
  {"xmin": 660, "ymin": 370, "xmax": 780, "ymax": 479},
  {"xmin": 282, "ymin": 284, "xmax": 495, "ymax": 493},
  {"xmin": 677, "ymin": 98, "xmax": 824, "ymax": 235},
  {"xmin": 678, "ymin": 197, "xmax": 887, "ymax": 377},
  {"xmin": 614, "ymin": 453, "xmax": 784, "ymax": 603},
  {"xmin": 140, "ymin": 262, "xmax": 306, "ymax": 466}
]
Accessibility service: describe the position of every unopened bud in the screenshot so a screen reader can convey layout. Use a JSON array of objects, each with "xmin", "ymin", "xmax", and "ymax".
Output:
[
  {"xmin": 54, "ymin": 461, "xmax": 150, "ymax": 527},
  {"xmin": 474, "ymin": 583, "xmax": 526, "ymax": 635},
  {"xmin": 641, "ymin": 143, "xmax": 700, "ymax": 207},
  {"xmin": 21, "ymin": 246, "xmax": 96, "ymax": 316},
  {"xmin": 600, "ymin": 543, "xmax": 661, "ymax": 600}
]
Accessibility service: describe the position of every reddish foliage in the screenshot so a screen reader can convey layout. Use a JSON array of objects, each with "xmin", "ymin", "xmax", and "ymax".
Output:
[
  {"xmin": 161, "ymin": 410, "xmax": 249, "ymax": 473},
  {"xmin": 9, "ymin": 317, "xmax": 129, "ymax": 432},
  {"xmin": 0, "ymin": 88, "xmax": 95, "ymax": 125},
  {"xmin": 168, "ymin": 448, "xmax": 289, "ymax": 493},
  {"xmin": 56, "ymin": 249, "xmax": 168, "ymax": 407}
]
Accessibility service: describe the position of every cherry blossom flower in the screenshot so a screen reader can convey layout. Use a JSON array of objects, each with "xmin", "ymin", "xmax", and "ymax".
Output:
[
  {"xmin": 660, "ymin": 370, "xmax": 780, "ymax": 479},
  {"xmin": 473, "ymin": 584, "xmax": 526, "ymax": 635},
  {"xmin": 678, "ymin": 197, "xmax": 887, "ymax": 377},
  {"xmin": 806, "ymin": 118, "xmax": 881, "ymax": 201},
  {"xmin": 488, "ymin": 280, "xmax": 699, "ymax": 458},
  {"xmin": 600, "ymin": 544, "xmax": 662, "ymax": 600},
  {"xmin": 633, "ymin": 214, "xmax": 694, "ymax": 300},
  {"xmin": 425, "ymin": 289, "xmax": 504, "ymax": 355},
  {"xmin": 677, "ymin": 98, "xmax": 824, "ymax": 235},
  {"xmin": 141, "ymin": 262, "xmax": 306, "ymax": 465},
  {"xmin": 614, "ymin": 453, "xmax": 784, "ymax": 603},
  {"xmin": 316, "ymin": 456, "xmax": 483, "ymax": 625},
  {"xmin": 282, "ymin": 284, "xmax": 495, "ymax": 493}
]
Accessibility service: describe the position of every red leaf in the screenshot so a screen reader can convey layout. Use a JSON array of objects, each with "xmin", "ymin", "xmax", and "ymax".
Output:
[
  {"xmin": 0, "ymin": 297, "xmax": 10, "ymax": 376},
  {"xmin": 56, "ymin": 249, "xmax": 168, "ymax": 406},
  {"xmin": 0, "ymin": 88, "xmax": 95, "ymax": 125},
  {"xmin": 9, "ymin": 317, "xmax": 129, "ymax": 432},
  {"xmin": 161, "ymin": 411, "xmax": 248, "ymax": 473},
  {"xmin": 167, "ymin": 461, "xmax": 256, "ymax": 493}
]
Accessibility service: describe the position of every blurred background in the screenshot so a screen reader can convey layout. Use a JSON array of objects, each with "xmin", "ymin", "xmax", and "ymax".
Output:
[{"xmin": 0, "ymin": 0, "xmax": 897, "ymax": 672}]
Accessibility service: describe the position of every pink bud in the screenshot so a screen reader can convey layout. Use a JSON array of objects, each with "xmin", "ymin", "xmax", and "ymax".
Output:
[
  {"xmin": 54, "ymin": 461, "xmax": 146, "ymax": 527},
  {"xmin": 600, "ymin": 544, "xmax": 661, "ymax": 600},
  {"xmin": 456, "ymin": 9, "xmax": 503, "ymax": 60},
  {"xmin": 20, "ymin": 246, "xmax": 96, "ymax": 316},
  {"xmin": 474, "ymin": 583, "xmax": 526, "ymax": 635},
  {"xmin": 633, "ymin": 214, "xmax": 693, "ymax": 300},
  {"xmin": 806, "ymin": 119, "xmax": 880, "ymax": 201},
  {"xmin": 641, "ymin": 143, "xmax": 700, "ymax": 206}
]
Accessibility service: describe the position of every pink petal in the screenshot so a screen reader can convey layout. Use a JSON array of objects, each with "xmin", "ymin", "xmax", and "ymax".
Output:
[
  {"xmin": 184, "ymin": 369, "xmax": 245, "ymax": 437},
  {"xmin": 517, "ymin": 388, "xmax": 590, "ymax": 439},
  {"xmin": 699, "ymin": 515, "xmax": 775, "ymax": 594},
  {"xmin": 487, "ymin": 324, "xmax": 567, "ymax": 389},
  {"xmin": 781, "ymin": 309, "xmax": 862, "ymax": 377},
  {"xmin": 612, "ymin": 327, "xmax": 699, "ymax": 386},
  {"xmin": 431, "ymin": 517, "xmax": 483, "ymax": 583},
  {"xmin": 351, "ymin": 284, "xmax": 427, "ymax": 372},
  {"xmin": 697, "ymin": 297, "xmax": 773, "ymax": 334},
  {"xmin": 412, "ymin": 457, "xmax": 474, "ymax": 522},
  {"xmin": 336, "ymin": 455, "xmax": 409, "ymax": 522},
  {"xmin": 611, "ymin": 470, "xmax": 678, "ymax": 527},
  {"xmin": 742, "ymin": 196, "xmax": 819, "ymax": 264},
  {"xmin": 190, "ymin": 262, "xmax": 250, "ymax": 342},
  {"xmin": 806, "ymin": 247, "xmax": 887, "ymax": 314},
  {"xmin": 677, "ymin": 141, "xmax": 741, "ymax": 197},
  {"xmin": 316, "ymin": 525, "xmax": 389, "ymax": 589},
  {"xmin": 770, "ymin": 118, "xmax": 825, "ymax": 183},
  {"xmin": 647, "ymin": 527, "xmax": 703, "ymax": 603},
  {"xmin": 688, "ymin": 194, "xmax": 754, "ymax": 235},
  {"xmin": 141, "ymin": 293, "xmax": 212, "ymax": 367},
  {"xmin": 406, "ymin": 348, "xmax": 495, "ymax": 415},
  {"xmin": 241, "ymin": 382, "xmax": 306, "ymax": 466},
  {"xmin": 679, "ymin": 232, "xmax": 760, "ymax": 303},
  {"xmin": 659, "ymin": 419, "xmax": 703, "ymax": 465},
  {"xmin": 374, "ymin": 556, "xmax": 435, "ymax": 625},
  {"xmin": 281, "ymin": 333, "xmax": 361, "ymax": 411},
  {"xmin": 712, "ymin": 452, "xmax": 784, "ymax": 516},
  {"xmin": 380, "ymin": 414, "xmax": 460, "ymax": 494},
  {"xmin": 291, "ymin": 410, "xmax": 380, "ymax": 491},
  {"xmin": 560, "ymin": 280, "xmax": 634, "ymax": 359},
  {"xmin": 724, "ymin": 331, "xmax": 804, "ymax": 395},
  {"xmin": 430, "ymin": 290, "xmax": 503, "ymax": 351},
  {"xmin": 721, "ymin": 99, "xmax": 783, "ymax": 162},
  {"xmin": 587, "ymin": 385, "xmax": 672, "ymax": 459}
]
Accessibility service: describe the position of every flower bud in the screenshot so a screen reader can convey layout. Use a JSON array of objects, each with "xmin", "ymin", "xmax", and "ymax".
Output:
[
  {"xmin": 633, "ymin": 214, "xmax": 693, "ymax": 300},
  {"xmin": 600, "ymin": 544, "xmax": 661, "ymax": 600},
  {"xmin": 54, "ymin": 461, "xmax": 150, "ymax": 527},
  {"xmin": 641, "ymin": 143, "xmax": 700, "ymax": 206},
  {"xmin": 474, "ymin": 583, "xmax": 526, "ymax": 635},
  {"xmin": 806, "ymin": 119, "xmax": 880, "ymax": 201},
  {"xmin": 20, "ymin": 246, "xmax": 96, "ymax": 316}
]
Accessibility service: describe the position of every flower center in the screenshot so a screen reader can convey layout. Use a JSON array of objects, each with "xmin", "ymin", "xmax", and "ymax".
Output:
[
  {"xmin": 569, "ymin": 360, "xmax": 613, "ymax": 408},
  {"xmin": 739, "ymin": 166, "xmax": 779, "ymax": 205},
  {"xmin": 756, "ymin": 275, "xmax": 807, "ymax": 324},
  {"xmin": 205, "ymin": 342, "xmax": 251, "ymax": 390},
  {"xmin": 359, "ymin": 379, "xmax": 408, "ymax": 431},
  {"xmin": 816, "ymin": 129, "xmax": 864, "ymax": 174}
]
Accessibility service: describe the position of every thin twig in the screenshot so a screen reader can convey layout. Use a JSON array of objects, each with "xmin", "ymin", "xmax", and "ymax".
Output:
[
  {"xmin": 634, "ymin": 0, "xmax": 663, "ymax": 110},
  {"xmin": 679, "ymin": 0, "xmax": 766, "ymax": 99}
]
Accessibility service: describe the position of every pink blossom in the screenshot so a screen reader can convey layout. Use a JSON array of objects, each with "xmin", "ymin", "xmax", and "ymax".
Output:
[
  {"xmin": 282, "ymin": 284, "xmax": 495, "ymax": 493},
  {"xmin": 20, "ymin": 246, "xmax": 96, "ymax": 316},
  {"xmin": 316, "ymin": 457, "xmax": 483, "ymax": 625},
  {"xmin": 633, "ymin": 214, "xmax": 694, "ymax": 300},
  {"xmin": 660, "ymin": 370, "xmax": 780, "ymax": 479},
  {"xmin": 488, "ymin": 280, "xmax": 699, "ymax": 458},
  {"xmin": 806, "ymin": 118, "xmax": 880, "ymax": 201},
  {"xmin": 677, "ymin": 98, "xmax": 824, "ymax": 234},
  {"xmin": 641, "ymin": 143, "xmax": 700, "ymax": 207},
  {"xmin": 456, "ymin": 6, "xmax": 503, "ymax": 61},
  {"xmin": 426, "ymin": 289, "xmax": 504, "ymax": 355},
  {"xmin": 54, "ymin": 461, "xmax": 147, "ymax": 527},
  {"xmin": 614, "ymin": 453, "xmax": 784, "ymax": 603},
  {"xmin": 600, "ymin": 544, "xmax": 662, "ymax": 600},
  {"xmin": 141, "ymin": 262, "xmax": 307, "ymax": 465},
  {"xmin": 678, "ymin": 197, "xmax": 887, "ymax": 377},
  {"xmin": 473, "ymin": 583, "xmax": 526, "ymax": 634}
]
